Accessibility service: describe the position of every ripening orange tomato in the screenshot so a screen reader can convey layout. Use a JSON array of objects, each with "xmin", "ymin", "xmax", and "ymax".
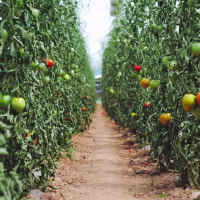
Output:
[
  {"xmin": 141, "ymin": 78, "xmax": 150, "ymax": 89},
  {"xmin": 159, "ymin": 113, "xmax": 172, "ymax": 125}
]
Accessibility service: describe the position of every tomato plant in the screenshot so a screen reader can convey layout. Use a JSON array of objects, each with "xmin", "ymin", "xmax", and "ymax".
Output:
[{"xmin": 0, "ymin": 0, "xmax": 96, "ymax": 198}]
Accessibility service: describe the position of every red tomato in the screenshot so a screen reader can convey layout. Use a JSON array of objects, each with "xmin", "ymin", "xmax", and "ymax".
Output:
[
  {"xmin": 129, "ymin": 149, "xmax": 131, "ymax": 152},
  {"xmin": 43, "ymin": 58, "xmax": 54, "ymax": 68},
  {"xmin": 57, "ymin": 91, "xmax": 60, "ymax": 96},
  {"xmin": 84, "ymin": 95, "xmax": 88, "ymax": 99},
  {"xmin": 145, "ymin": 102, "xmax": 151, "ymax": 108},
  {"xmin": 134, "ymin": 65, "xmax": 142, "ymax": 72},
  {"xmin": 82, "ymin": 107, "xmax": 86, "ymax": 111},
  {"xmin": 144, "ymin": 163, "xmax": 148, "ymax": 165},
  {"xmin": 197, "ymin": 92, "xmax": 200, "ymax": 106}
]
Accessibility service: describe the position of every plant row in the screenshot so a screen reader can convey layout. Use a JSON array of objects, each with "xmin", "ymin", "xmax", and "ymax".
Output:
[
  {"xmin": 102, "ymin": 0, "xmax": 200, "ymax": 188},
  {"xmin": 0, "ymin": 0, "xmax": 96, "ymax": 199}
]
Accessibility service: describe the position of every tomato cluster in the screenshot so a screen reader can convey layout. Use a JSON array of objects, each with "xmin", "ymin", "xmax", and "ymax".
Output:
[{"xmin": 43, "ymin": 58, "xmax": 54, "ymax": 68}]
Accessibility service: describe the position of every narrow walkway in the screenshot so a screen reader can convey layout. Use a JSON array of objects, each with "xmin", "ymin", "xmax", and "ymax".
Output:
[
  {"xmin": 70, "ymin": 105, "xmax": 137, "ymax": 200},
  {"xmin": 40, "ymin": 104, "xmax": 192, "ymax": 200}
]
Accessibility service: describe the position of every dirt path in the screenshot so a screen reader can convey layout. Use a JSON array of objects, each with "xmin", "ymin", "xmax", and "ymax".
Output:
[{"xmin": 40, "ymin": 104, "xmax": 195, "ymax": 200}]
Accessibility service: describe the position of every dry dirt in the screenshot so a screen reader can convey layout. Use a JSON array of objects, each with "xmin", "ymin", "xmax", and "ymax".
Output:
[{"xmin": 39, "ymin": 104, "xmax": 197, "ymax": 200}]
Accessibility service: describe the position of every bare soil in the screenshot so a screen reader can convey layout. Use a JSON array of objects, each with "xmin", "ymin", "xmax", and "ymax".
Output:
[{"xmin": 40, "ymin": 104, "xmax": 196, "ymax": 200}]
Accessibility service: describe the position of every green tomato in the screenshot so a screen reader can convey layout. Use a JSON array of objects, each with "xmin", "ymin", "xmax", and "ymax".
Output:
[
  {"xmin": 11, "ymin": 97, "xmax": 25, "ymax": 112},
  {"xmin": 162, "ymin": 56, "xmax": 171, "ymax": 66},
  {"xmin": 181, "ymin": 50, "xmax": 186, "ymax": 58},
  {"xmin": 31, "ymin": 62, "xmax": 37, "ymax": 70},
  {"xmin": 116, "ymin": 72, "xmax": 121, "ymax": 78},
  {"xmin": 42, "ymin": 76, "xmax": 50, "ymax": 85},
  {"xmin": 140, "ymin": 37, "xmax": 145, "ymax": 43},
  {"xmin": 38, "ymin": 63, "xmax": 46, "ymax": 72},
  {"xmin": 192, "ymin": 106, "xmax": 200, "ymax": 119},
  {"xmin": 74, "ymin": 65, "xmax": 79, "ymax": 72},
  {"xmin": 57, "ymin": 76, "xmax": 62, "ymax": 81},
  {"xmin": 143, "ymin": 46, "xmax": 148, "ymax": 52},
  {"xmin": 149, "ymin": 80, "xmax": 160, "ymax": 91},
  {"xmin": 55, "ymin": 69, "xmax": 60, "ymax": 76},
  {"xmin": 19, "ymin": 48, "xmax": 25, "ymax": 57},
  {"xmin": 71, "ymin": 70, "xmax": 75, "ymax": 76},
  {"xmin": 191, "ymin": 42, "xmax": 200, "ymax": 56},
  {"xmin": 54, "ymin": 110, "xmax": 58, "ymax": 117},
  {"xmin": 72, "ymin": 63, "xmax": 76, "ymax": 68},
  {"xmin": 167, "ymin": 60, "xmax": 178, "ymax": 71},
  {"xmin": 138, "ymin": 75, "xmax": 143, "ymax": 82},
  {"xmin": 0, "ymin": 95, "xmax": 12, "ymax": 110},
  {"xmin": 140, "ymin": 70, "xmax": 144, "ymax": 76},
  {"xmin": 131, "ymin": 72, "xmax": 138, "ymax": 78},
  {"xmin": 123, "ymin": 38, "xmax": 127, "ymax": 43},
  {"xmin": 150, "ymin": 23, "xmax": 156, "ymax": 30},
  {"xmin": 32, "ymin": 8, "xmax": 39, "ymax": 18},
  {"xmin": 2, "ymin": 29, "xmax": 8, "ymax": 42},
  {"xmin": 110, "ymin": 88, "xmax": 114, "ymax": 94},
  {"xmin": 156, "ymin": 25, "xmax": 162, "ymax": 33},
  {"xmin": 63, "ymin": 74, "xmax": 70, "ymax": 81},
  {"xmin": 60, "ymin": 69, "xmax": 65, "ymax": 75}
]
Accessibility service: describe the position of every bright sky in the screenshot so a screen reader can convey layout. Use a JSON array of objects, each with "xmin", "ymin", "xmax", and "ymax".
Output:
[{"xmin": 79, "ymin": 0, "xmax": 114, "ymax": 75}]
